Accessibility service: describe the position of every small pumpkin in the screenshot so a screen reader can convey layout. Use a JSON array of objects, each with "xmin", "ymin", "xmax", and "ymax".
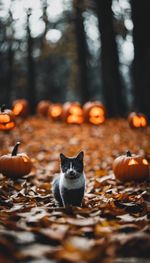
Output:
[
  {"xmin": 83, "ymin": 101, "xmax": 106, "ymax": 125},
  {"xmin": 36, "ymin": 100, "xmax": 51, "ymax": 117},
  {"xmin": 12, "ymin": 99, "xmax": 29, "ymax": 118},
  {"xmin": 0, "ymin": 142, "xmax": 32, "ymax": 179},
  {"xmin": 113, "ymin": 151, "xmax": 149, "ymax": 182},
  {"xmin": 128, "ymin": 112, "xmax": 148, "ymax": 128},
  {"xmin": 0, "ymin": 105, "xmax": 16, "ymax": 131},
  {"xmin": 48, "ymin": 103, "xmax": 63, "ymax": 121},
  {"xmin": 63, "ymin": 102, "xmax": 84, "ymax": 124}
]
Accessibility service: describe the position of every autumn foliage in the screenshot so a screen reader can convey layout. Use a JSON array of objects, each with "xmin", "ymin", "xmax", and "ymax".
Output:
[{"xmin": 0, "ymin": 117, "xmax": 150, "ymax": 262}]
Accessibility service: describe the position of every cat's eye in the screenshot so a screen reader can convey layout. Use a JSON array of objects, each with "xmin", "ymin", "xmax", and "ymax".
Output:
[
  {"xmin": 74, "ymin": 162, "xmax": 83, "ymax": 172},
  {"xmin": 61, "ymin": 164, "xmax": 70, "ymax": 172}
]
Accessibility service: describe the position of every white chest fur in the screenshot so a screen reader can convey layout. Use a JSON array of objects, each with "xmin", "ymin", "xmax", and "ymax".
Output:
[{"xmin": 59, "ymin": 172, "xmax": 85, "ymax": 190}]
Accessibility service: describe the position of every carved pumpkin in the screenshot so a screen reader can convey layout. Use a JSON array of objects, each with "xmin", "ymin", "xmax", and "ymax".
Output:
[
  {"xmin": 63, "ymin": 102, "xmax": 84, "ymax": 124},
  {"xmin": 0, "ymin": 105, "xmax": 16, "ymax": 131},
  {"xmin": 48, "ymin": 103, "xmax": 63, "ymax": 121},
  {"xmin": 36, "ymin": 100, "xmax": 51, "ymax": 117},
  {"xmin": 83, "ymin": 101, "xmax": 106, "ymax": 125},
  {"xmin": 128, "ymin": 112, "xmax": 148, "ymax": 128},
  {"xmin": 113, "ymin": 151, "xmax": 149, "ymax": 182},
  {"xmin": 12, "ymin": 99, "xmax": 29, "ymax": 118},
  {"xmin": 0, "ymin": 142, "xmax": 32, "ymax": 179}
]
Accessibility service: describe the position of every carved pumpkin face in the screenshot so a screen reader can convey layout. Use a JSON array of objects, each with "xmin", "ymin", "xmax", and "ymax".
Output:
[
  {"xmin": 83, "ymin": 101, "xmax": 106, "ymax": 125},
  {"xmin": 12, "ymin": 99, "xmax": 29, "ymax": 118},
  {"xmin": 128, "ymin": 112, "xmax": 148, "ymax": 128},
  {"xmin": 48, "ymin": 103, "xmax": 63, "ymax": 121},
  {"xmin": 0, "ymin": 105, "xmax": 16, "ymax": 131},
  {"xmin": 63, "ymin": 102, "xmax": 84, "ymax": 124},
  {"xmin": 113, "ymin": 151, "xmax": 149, "ymax": 182},
  {"xmin": 0, "ymin": 142, "xmax": 32, "ymax": 179},
  {"xmin": 36, "ymin": 100, "xmax": 51, "ymax": 117}
]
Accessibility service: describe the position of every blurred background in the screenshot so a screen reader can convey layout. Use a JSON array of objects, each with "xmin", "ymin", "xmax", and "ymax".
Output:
[{"xmin": 0, "ymin": 0, "xmax": 150, "ymax": 117}]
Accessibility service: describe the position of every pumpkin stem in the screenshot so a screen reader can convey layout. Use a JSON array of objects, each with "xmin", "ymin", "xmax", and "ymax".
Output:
[
  {"xmin": 1, "ymin": 104, "xmax": 5, "ymax": 112},
  {"xmin": 12, "ymin": 142, "xmax": 20, "ymax": 156},
  {"xmin": 126, "ymin": 150, "xmax": 132, "ymax": 157}
]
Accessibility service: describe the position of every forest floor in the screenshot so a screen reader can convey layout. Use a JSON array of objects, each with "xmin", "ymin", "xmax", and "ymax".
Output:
[{"xmin": 0, "ymin": 117, "xmax": 150, "ymax": 263}]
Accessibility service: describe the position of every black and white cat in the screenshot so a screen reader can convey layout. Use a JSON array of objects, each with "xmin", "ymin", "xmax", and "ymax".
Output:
[{"xmin": 52, "ymin": 151, "xmax": 85, "ymax": 207}]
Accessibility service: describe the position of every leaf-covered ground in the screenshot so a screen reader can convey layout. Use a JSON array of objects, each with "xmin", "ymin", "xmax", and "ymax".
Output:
[{"xmin": 0, "ymin": 117, "xmax": 150, "ymax": 263}]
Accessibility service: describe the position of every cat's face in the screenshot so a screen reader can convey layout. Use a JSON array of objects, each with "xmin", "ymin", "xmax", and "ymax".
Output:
[{"xmin": 60, "ymin": 151, "xmax": 84, "ymax": 179}]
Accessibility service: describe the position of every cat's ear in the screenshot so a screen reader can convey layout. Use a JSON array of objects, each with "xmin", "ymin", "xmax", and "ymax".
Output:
[
  {"xmin": 60, "ymin": 153, "xmax": 66, "ymax": 162},
  {"xmin": 76, "ymin": 151, "xmax": 84, "ymax": 161}
]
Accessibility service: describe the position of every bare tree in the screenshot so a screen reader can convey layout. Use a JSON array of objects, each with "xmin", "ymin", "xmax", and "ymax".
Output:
[
  {"xmin": 5, "ymin": 10, "xmax": 14, "ymax": 107},
  {"xmin": 73, "ymin": 0, "xmax": 90, "ymax": 103},
  {"xmin": 95, "ymin": 0, "xmax": 126, "ymax": 117},
  {"xmin": 26, "ymin": 9, "xmax": 36, "ymax": 113},
  {"xmin": 131, "ymin": 0, "xmax": 150, "ymax": 115}
]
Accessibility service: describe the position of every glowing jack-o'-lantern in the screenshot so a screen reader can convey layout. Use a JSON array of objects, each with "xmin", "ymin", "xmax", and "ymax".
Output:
[
  {"xmin": 36, "ymin": 100, "xmax": 51, "ymax": 117},
  {"xmin": 63, "ymin": 102, "xmax": 84, "ymax": 124},
  {"xmin": 0, "ymin": 142, "xmax": 32, "ymax": 179},
  {"xmin": 0, "ymin": 105, "xmax": 16, "ymax": 131},
  {"xmin": 83, "ymin": 101, "xmax": 106, "ymax": 125},
  {"xmin": 113, "ymin": 151, "xmax": 149, "ymax": 182},
  {"xmin": 48, "ymin": 103, "xmax": 63, "ymax": 121},
  {"xmin": 12, "ymin": 99, "xmax": 29, "ymax": 118},
  {"xmin": 128, "ymin": 112, "xmax": 148, "ymax": 128}
]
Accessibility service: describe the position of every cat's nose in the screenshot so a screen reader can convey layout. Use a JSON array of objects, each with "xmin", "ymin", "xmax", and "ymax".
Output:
[{"xmin": 69, "ymin": 171, "xmax": 75, "ymax": 176}]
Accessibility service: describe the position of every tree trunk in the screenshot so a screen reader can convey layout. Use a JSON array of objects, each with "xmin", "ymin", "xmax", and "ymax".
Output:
[
  {"xmin": 41, "ymin": 0, "xmax": 48, "ymax": 52},
  {"xmin": 96, "ymin": 0, "xmax": 126, "ymax": 117},
  {"xmin": 4, "ymin": 11, "xmax": 14, "ymax": 107},
  {"xmin": 26, "ymin": 9, "xmax": 36, "ymax": 114},
  {"xmin": 6, "ymin": 42, "xmax": 14, "ymax": 107},
  {"xmin": 73, "ymin": 0, "xmax": 90, "ymax": 103},
  {"xmin": 131, "ymin": 0, "xmax": 150, "ymax": 115}
]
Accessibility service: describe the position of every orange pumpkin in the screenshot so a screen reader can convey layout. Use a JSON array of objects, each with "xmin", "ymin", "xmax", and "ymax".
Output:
[
  {"xmin": 128, "ymin": 112, "xmax": 148, "ymax": 128},
  {"xmin": 12, "ymin": 99, "xmax": 29, "ymax": 118},
  {"xmin": 0, "ymin": 142, "xmax": 32, "ymax": 179},
  {"xmin": 36, "ymin": 100, "xmax": 51, "ymax": 117},
  {"xmin": 63, "ymin": 102, "xmax": 84, "ymax": 124},
  {"xmin": 0, "ymin": 105, "xmax": 16, "ymax": 131},
  {"xmin": 113, "ymin": 151, "xmax": 149, "ymax": 182},
  {"xmin": 83, "ymin": 101, "xmax": 106, "ymax": 125},
  {"xmin": 48, "ymin": 103, "xmax": 64, "ymax": 121}
]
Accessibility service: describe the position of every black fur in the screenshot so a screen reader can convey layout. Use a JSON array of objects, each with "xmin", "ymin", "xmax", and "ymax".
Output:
[
  {"xmin": 52, "ymin": 175, "xmax": 63, "ymax": 206},
  {"xmin": 60, "ymin": 151, "xmax": 84, "ymax": 174},
  {"xmin": 52, "ymin": 151, "xmax": 85, "ymax": 207},
  {"xmin": 60, "ymin": 185, "xmax": 85, "ymax": 206}
]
